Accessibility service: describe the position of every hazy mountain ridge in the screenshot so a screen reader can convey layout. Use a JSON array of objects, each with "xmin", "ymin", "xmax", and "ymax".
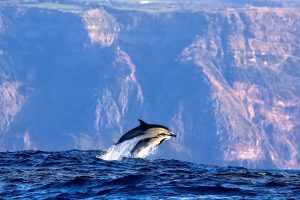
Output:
[
  {"xmin": 2, "ymin": 0, "xmax": 300, "ymax": 13},
  {"xmin": 0, "ymin": 2, "xmax": 299, "ymax": 169}
]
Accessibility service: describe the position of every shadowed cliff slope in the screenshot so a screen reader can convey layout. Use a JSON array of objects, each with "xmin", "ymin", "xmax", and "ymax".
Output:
[{"xmin": 0, "ymin": 1, "xmax": 299, "ymax": 169}]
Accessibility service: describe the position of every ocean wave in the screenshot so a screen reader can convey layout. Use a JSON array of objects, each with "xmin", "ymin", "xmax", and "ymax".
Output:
[{"xmin": 0, "ymin": 150, "xmax": 299, "ymax": 199}]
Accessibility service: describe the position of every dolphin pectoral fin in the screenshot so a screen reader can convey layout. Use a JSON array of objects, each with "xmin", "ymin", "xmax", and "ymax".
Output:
[{"xmin": 158, "ymin": 138, "xmax": 166, "ymax": 145}]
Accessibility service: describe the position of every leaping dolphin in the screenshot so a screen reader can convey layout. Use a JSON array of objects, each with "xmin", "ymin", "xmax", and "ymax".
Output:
[
  {"xmin": 115, "ymin": 119, "xmax": 176, "ymax": 145},
  {"xmin": 131, "ymin": 133, "xmax": 176, "ymax": 157}
]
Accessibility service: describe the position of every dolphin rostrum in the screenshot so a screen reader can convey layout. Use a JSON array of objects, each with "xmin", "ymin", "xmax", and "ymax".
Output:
[
  {"xmin": 115, "ymin": 119, "xmax": 176, "ymax": 145},
  {"xmin": 131, "ymin": 133, "xmax": 176, "ymax": 157}
]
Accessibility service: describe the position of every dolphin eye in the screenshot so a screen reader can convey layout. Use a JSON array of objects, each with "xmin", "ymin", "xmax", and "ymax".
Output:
[{"xmin": 159, "ymin": 133, "xmax": 167, "ymax": 136}]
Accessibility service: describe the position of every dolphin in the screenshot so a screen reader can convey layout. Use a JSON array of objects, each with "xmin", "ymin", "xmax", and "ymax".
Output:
[
  {"xmin": 115, "ymin": 119, "xmax": 176, "ymax": 145},
  {"xmin": 131, "ymin": 133, "xmax": 176, "ymax": 157}
]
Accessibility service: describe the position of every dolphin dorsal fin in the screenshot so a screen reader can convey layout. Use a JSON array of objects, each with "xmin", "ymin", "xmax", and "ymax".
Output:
[{"xmin": 138, "ymin": 119, "xmax": 148, "ymax": 127}]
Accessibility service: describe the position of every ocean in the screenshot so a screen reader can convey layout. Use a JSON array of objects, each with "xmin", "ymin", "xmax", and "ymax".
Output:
[{"xmin": 0, "ymin": 149, "xmax": 299, "ymax": 199}]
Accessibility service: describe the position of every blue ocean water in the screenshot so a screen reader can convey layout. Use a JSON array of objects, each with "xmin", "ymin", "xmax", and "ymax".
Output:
[{"xmin": 0, "ymin": 150, "xmax": 299, "ymax": 199}]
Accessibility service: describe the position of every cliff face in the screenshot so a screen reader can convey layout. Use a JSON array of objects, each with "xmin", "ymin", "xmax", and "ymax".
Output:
[
  {"xmin": 0, "ymin": 1, "xmax": 299, "ymax": 169},
  {"xmin": 181, "ymin": 8, "xmax": 300, "ymax": 169}
]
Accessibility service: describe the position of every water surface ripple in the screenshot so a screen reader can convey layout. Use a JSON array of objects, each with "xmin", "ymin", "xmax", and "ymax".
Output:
[{"xmin": 0, "ymin": 150, "xmax": 299, "ymax": 199}]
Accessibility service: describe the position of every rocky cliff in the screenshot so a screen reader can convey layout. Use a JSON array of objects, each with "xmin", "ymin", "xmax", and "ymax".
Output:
[{"xmin": 0, "ymin": 1, "xmax": 299, "ymax": 169}]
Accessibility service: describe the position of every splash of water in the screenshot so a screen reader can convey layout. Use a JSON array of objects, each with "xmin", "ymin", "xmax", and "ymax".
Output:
[
  {"xmin": 133, "ymin": 146, "xmax": 159, "ymax": 159},
  {"xmin": 97, "ymin": 138, "xmax": 139, "ymax": 161},
  {"xmin": 97, "ymin": 138, "xmax": 159, "ymax": 161}
]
